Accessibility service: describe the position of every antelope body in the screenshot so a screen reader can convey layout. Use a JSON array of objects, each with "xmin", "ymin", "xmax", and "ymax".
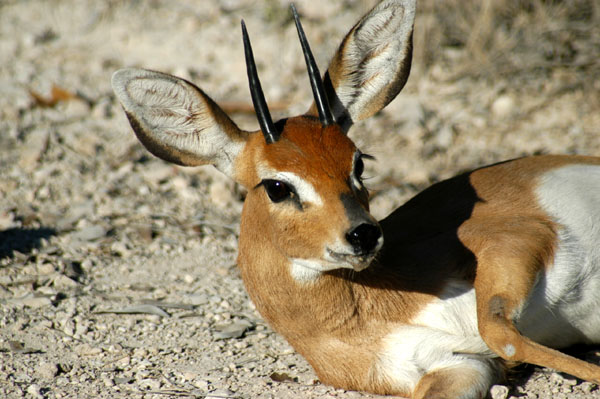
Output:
[{"xmin": 112, "ymin": 1, "xmax": 600, "ymax": 397}]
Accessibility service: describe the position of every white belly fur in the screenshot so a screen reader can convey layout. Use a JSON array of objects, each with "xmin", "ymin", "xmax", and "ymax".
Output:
[
  {"xmin": 375, "ymin": 282, "xmax": 497, "ymax": 391},
  {"xmin": 519, "ymin": 164, "xmax": 600, "ymax": 346}
]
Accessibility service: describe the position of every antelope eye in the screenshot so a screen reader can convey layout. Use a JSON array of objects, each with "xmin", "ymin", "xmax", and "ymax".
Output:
[
  {"xmin": 355, "ymin": 157, "xmax": 365, "ymax": 179},
  {"xmin": 263, "ymin": 179, "xmax": 292, "ymax": 203}
]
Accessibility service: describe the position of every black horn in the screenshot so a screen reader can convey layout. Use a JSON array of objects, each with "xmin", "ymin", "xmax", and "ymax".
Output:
[
  {"xmin": 241, "ymin": 20, "xmax": 279, "ymax": 144},
  {"xmin": 291, "ymin": 4, "xmax": 334, "ymax": 126}
]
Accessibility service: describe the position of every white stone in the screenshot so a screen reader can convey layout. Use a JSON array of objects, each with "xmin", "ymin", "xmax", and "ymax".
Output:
[
  {"xmin": 491, "ymin": 95, "xmax": 516, "ymax": 119},
  {"xmin": 490, "ymin": 384, "xmax": 509, "ymax": 399}
]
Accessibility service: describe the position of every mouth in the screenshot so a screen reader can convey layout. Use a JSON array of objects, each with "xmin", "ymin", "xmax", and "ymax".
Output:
[{"xmin": 326, "ymin": 248, "xmax": 376, "ymax": 272}]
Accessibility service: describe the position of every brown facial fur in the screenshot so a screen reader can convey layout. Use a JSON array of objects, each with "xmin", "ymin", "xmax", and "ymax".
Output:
[{"xmin": 236, "ymin": 116, "xmax": 361, "ymax": 261}]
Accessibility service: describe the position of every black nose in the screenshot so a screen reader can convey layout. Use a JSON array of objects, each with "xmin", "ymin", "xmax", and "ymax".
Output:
[{"xmin": 345, "ymin": 223, "xmax": 382, "ymax": 255}]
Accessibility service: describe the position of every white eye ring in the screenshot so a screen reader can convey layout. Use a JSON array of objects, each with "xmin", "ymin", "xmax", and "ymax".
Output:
[{"xmin": 258, "ymin": 168, "xmax": 323, "ymax": 207}]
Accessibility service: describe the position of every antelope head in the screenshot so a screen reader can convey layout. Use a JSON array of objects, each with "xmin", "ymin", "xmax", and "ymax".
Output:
[{"xmin": 111, "ymin": 0, "xmax": 416, "ymax": 281}]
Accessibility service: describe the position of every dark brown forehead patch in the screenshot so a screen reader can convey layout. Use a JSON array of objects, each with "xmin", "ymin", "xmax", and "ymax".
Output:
[{"xmin": 262, "ymin": 116, "xmax": 357, "ymax": 184}]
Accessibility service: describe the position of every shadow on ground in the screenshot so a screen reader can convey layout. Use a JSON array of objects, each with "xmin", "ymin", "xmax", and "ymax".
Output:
[{"xmin": 0, "ymin": 227, "xmax": 57, "ymax": 260}]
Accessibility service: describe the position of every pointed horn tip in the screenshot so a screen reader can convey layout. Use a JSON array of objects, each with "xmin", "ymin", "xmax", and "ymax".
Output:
[
  {"xmin": 290, "ymin": 3, "xmax": 335, "ymax": 127},
  {"xmin": 290, "ymin": 4, "xmax": 302, "ymax": 29},
  {"xmin": 240, "ymin": 16, "xmax": 279, "ymax": 144}
]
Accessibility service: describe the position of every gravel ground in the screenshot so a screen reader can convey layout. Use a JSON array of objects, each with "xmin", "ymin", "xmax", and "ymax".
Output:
[{"xmin": 1, "ymin": 0, "xmax": 599, "ymax": 398}]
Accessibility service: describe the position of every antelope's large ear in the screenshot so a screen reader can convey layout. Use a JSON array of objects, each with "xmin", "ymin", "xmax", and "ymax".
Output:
[
  {"xmin": 111, "ymin": 68, "xmax": 249, "ymax": 178},
  {"xmin": 311, "ymin": 0, "xmax": 416, "ymax": 132}
]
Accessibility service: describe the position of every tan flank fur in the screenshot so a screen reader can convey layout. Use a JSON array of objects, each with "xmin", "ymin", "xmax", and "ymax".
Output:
[{"xmin": 111, "ymin": 1, "xmax": 600, "ymax": 398}]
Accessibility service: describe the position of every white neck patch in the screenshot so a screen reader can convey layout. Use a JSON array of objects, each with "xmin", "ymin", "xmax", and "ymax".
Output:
[{"xmin": 290, "ymin": 258, "xmax": 324, "ymax": 282}]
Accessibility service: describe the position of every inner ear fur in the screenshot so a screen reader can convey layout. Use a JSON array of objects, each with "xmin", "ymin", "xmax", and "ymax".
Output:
[
  {"xmin": 309, "ymin": 0, "xmax": 416, "ymax": 132},
  {"xmin": 112, "ymin": 68, "xmax": 249, "ymax": 178}
]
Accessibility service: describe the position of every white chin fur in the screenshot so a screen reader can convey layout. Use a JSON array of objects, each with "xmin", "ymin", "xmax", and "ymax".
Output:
[{"xmin": 290, "ymin": 258, "xmax": 353, "ymax": 282}]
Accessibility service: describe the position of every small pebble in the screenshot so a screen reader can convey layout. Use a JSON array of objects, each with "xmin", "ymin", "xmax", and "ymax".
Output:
[
  {"xmin": 138, "ymin": 378, "xmax": 161, "ymax": 390},
  {"xmin": 490, "ymin": 384, "xmax": 509, "ymax": 399},
  {"xmin": 26, "ymin": 384, "xmax": 44, "ymax": 399},
  {"xmin": 206, "ymin": 389, "xmax": 235, "ymax": 398},
  {"xmin": 72, "ymin": 224, "xmax": 107, "ymax": 242},
  {"xmin": 20, "ymin": 296, "xmax": 52, "ymax": 308},
  {"xmin": 74, "ymin": 343, "xmax": 102, "ymax": 356},
  {"xmin": 36, "ymin": 361, "xmax": 59, "ymax": 380},
  {"xmin": 102, "ymin": 376, "xmax": 115, "ymax": 387},
  {"xmin": 491, "ymin": 94, "xmax": 516, "ymax": 119},
  {"xmin": 18, "ymin": 129, "xmax": 49, "ymax": 172},
  {"xmin": 53, "ymin": 274, "xmax": 79, "ymax": 289}
]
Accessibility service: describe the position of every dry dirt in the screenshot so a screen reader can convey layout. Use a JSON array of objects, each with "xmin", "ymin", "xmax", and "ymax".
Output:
[{"xmin": 1, "ymin": 0, "xmax": 600, "ymax": 398}]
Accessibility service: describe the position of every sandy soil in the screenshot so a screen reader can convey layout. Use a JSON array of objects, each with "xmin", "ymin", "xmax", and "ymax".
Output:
[{"xmin": 1, "ymin": 0, "xmax": 599, "ymax": 398}]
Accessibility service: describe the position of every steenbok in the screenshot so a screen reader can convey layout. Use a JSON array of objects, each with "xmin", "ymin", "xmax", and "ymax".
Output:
[{"xmin": 112, "ymin": 1, "xmax": 600, "ymax": 397}]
